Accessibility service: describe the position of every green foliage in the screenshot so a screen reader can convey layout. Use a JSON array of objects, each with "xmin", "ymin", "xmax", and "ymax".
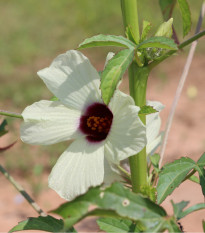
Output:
[
  {"xmin": 9, "ymin": 215, "xmax": 64, "ymax": 232},
  {"xmin": 140, "ymin": 185, "xmax": 157, "ymax": 202},
  {"xmin": 52, "ymin": 182, "xmax": 179, "ymax": 232},
  {"xmin": 155, "ymin": 18, "xmax": 173, "ymax": 38},
  {"xmin": 157, "ymin": 153, "xmax": 205, "ymax": 204},
  {"xmin": 97, "ymin": 218, "xmax": 139, "ymax": 232},
  {"xmin": 159, "ymin": 0, "xmax": 176, "ymax": 20},
  {"xmin": 139, "ymin": 105, "xmax": 158, "ymax": 115},
  {"xmin": 150, "ymin": 154, "xmax": 160, "ymax": 170},
  {"xmin": 101, "ymin": 49, "xmax": 134, "ymax": 105},
  {"xmin": 150, "ymin": 153, "xmax": 161, "ymax": 176},
  {"xmin": 179, "ymin": 203, "xmax": 205, "ymax": 219},
  {"xmin": 203, "ymin": 220, "xmax": 205, "ymax": 232},
  {"xmin": 126, "ymin": 26, "xmax": 138, "ymax": 44},
  {"xmin": 162, "ymin": 219, "xmax": 181, "ymax": 232},
  {"xmin": 0, "ymin": 119, "xmax": 8, "ymax": 137},
  {"xmin": 171, "ymin": 200, "xmax": 205, "ymax": 220},
  {"xmin": 197, "ymin": 153, "xmax": 205, "ymax": 195},
  {"xmin": 177, "ymin": 0, "xmax": 192, "ymax": 37},
  {"xmin": 141, "ymin": 20, "xmax": 152, "ymax": 41},
  {"xmin": 157, "ymin": 157, "xmax": 196, "ymax": 204},
  {"xmin": 137, "ymin": 36, "xmax": 178, "ymax": 50},
  {"xmin": 159, "ymin": 0, "xmax": 191, "ymax": 37},
  {"xmin": 171, "ymin": 200, "xmax": 189, "ymax": 220},
  {"xmin": 78, "ymin": 34, "xmax": 136, "ymax": 49},
  {"xmin": 188, "ymin": 174, "xmax": 199, "ymax": 183}
]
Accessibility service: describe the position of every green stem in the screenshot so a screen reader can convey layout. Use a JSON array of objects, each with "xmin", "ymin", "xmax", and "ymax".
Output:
[
  {"xmin": 128, "ymin": 64, "xmax": 150, "ymax": 192},
  {"xmin": 117, "ymin": 165, "xmax": 131, "ymax": 180},
  {"xmin": 121, "ymin": 0, "xmax": 149, "ymax": 193},
  {"xmin": 182, "ymin": 169, "xmax": 197, "ymax": 182},
  {"xmin": 121, "ymin": 0, "xmax": 140, "ymax": 44},
  {"xmin": 179, "ymin": 30, "xmax": 205, "ymax": 49},
  {"xmin": 0, "ymin": 110, "xmax": 23, "ymax": 119},
  {"xmin": 149, "ymin": 30, "xmax": 205, "ymax": 70}
]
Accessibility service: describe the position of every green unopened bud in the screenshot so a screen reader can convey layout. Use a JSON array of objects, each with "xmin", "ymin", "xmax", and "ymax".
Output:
[{"xmin": 155, "ymin": 18, "xmax": 173, "ymax": 38}]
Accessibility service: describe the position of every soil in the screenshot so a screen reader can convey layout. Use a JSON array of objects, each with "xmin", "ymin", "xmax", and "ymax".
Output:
[{"xmin": 0, "ymin": 55, "xmax": 205, "ymax": 232}]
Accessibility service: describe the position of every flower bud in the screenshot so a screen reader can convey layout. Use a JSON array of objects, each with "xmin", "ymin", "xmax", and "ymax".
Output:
[{"xmin": 155, "ymin": 18, "xmax": 173, "ymax": 38}]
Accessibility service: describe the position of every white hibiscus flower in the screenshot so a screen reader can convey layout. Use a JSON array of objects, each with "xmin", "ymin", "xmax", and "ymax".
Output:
[{"xmin": 20, "ymin": 50, "xmax": 146, "ymax": 201}]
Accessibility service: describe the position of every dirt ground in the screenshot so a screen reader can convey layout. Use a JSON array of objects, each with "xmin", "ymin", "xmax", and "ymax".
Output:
[{"xmin": 0, "ymin": 55, "xmax": 205, "ymax": 232}]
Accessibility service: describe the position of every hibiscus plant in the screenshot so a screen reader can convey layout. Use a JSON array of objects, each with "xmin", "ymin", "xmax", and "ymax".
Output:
[{"xmin": 1, "ymin": 0, "xmax": 205, "ymax": 232}]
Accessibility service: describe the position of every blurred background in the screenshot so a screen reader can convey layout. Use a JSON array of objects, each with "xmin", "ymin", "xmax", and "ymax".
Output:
[{"xmin": 0, "ymin": 0, "xmax": 205, "ymax": 232}]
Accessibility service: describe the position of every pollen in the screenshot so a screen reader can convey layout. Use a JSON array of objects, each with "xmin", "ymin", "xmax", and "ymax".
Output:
[{"xmin": 87, "ymin": 116, "xmax": 112, "ymax": 133}]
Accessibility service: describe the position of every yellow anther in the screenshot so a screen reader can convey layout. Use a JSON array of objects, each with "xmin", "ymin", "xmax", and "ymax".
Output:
[{"xmin": 87, "ymin": 115, "xmax": 111, "ymax": 133}]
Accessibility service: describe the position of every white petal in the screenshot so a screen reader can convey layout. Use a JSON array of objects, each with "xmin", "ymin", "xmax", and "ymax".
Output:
[
  {"xmin": 146, "ymin": 101, "xmax": 164, "ymax": 144},
  {"xmin": 49, "ymin": 138, "xmax": 104, "ymax": 201},
  {"xmin": 108, "ymin": 90, "xmax": 135, "ymax": 115},
  {"xmin": 37, "ymin": 50, "xmax": 102, "ymax": 111},
  {"xmin": 147, "ymin": 132, "xmax": 163, "ymax": 156},
  {"xmin": 103, "ymin": 158, "xmax": 122, "ymax": 186},
  {"xmin": 106, "ymin": 91, "xmax": 146, "ymax": 163},
  {"xmin": 21, "ymin": 100, "xmax": 81, "ymax": 145}
]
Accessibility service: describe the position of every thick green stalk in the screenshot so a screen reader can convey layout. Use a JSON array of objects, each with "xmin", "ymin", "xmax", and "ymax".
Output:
[
  {"xmin": 121, "ymin": 0, "xmax": 149, "ymax": 193},
  {"xmin": 121, "ymin": 0, "xmax": 140, "ymax": 44},
  {"xmin": 128, "ymin": 64, "xmax": 150, "ymax": 192}
]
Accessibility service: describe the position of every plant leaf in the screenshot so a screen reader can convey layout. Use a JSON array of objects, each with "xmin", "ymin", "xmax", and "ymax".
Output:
[
  {"xmin": 0, "ymin": 120, "xmax": 8, "ymax": 137},
  {"xmin": 100, "ymin": 49, "xmax": 134, "ymax": 105},
  {"xmin": 159, "ymin": 0, "xmax": 177, "ymax": 20},
  {"xmin": 171, "ymin": 200, "xmax": 205, "ymax": 220},
  {"xmin": 189, "ymin": 175, "xmax": 199, "ymax": 184},
  {"xmin": 203, "ymin": 220, "xmax": 205, "ymax": 232},
  {"xmin": 126, "ymin": 26, "xmax": 138, "ymax": 44},
  {"xmin": 9, "ymin": 215, "xmax": 64, "ymax": 232},
  {"xmin": 137, "ymin": 36, "xmax": 178, "ymax": 50},
  {"xmin": 52, "ymin": 182, "xmax": 168, "ymax": 231},
  {"xmin": 155, "ymin": 18, "xmax": 173, "ymax": 38},
  {"xmin": 157, "ymin": 157, "xmax": 196, "ymax": 204},
  {"xmin": 197, "ymin": 152, "xmax": 205, "ymax": 164},
  {"xmin": 198, "ymin": 167, "xmax": 205, "ymax": 196},
  {"xmin": 52, "ymin": 187, "xmax": 101, "ymax": 227},
  {"xmin": 97, "ymin": 217, "xmax": 138, "ymax": 233},
  {"xmin": 139, "ymin": 105, "xmax": 158, "ymax": 115},
  {"xmin": 78, "ymin": 35, "xmax": 136, "ymax": 49},
  {"xmin": 171, "ymin": 200, "xmax": 189, "ymax": 220},
  {"xmin": 150, "ymin": 153, "xmax": 160, "ymax": 170},
  {"xmin": 164, "ymin": 218, "xmax": 181, "ymax": 232},
  {"xmin": 178, "ymin": 203, "xmax": 205, "ymax": 219},
  {"xmin": 141, "ymin": 21, "xmax": 152, "ymax": 41},
  {"xmin": 177, "ymin": 0, "xmax": 191, "ymax": 37},
  {"xmin": 196, "ymin": 153, "xmax": 205, "ymax": 196}
]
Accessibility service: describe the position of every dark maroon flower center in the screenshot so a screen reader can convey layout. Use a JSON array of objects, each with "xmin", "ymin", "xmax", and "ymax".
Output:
[{"xmin": 79, "ymin": 103, "xmax": 113, "ymax": 142}]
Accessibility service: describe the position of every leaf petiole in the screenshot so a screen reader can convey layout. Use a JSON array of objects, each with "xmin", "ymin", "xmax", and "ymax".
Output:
[{"xmin": 0, "ymin": 110, "xmax": 23, "ymax": 119}]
